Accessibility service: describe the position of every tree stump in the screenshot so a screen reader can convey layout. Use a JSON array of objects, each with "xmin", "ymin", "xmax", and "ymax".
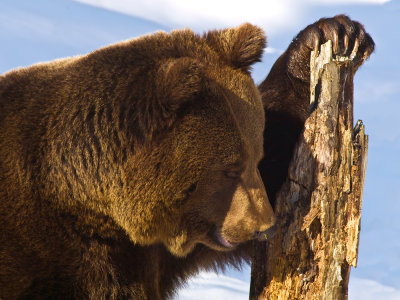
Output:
[{"xmin": 250, "ymin": 41, "xmax": 368, "ymax": 300}]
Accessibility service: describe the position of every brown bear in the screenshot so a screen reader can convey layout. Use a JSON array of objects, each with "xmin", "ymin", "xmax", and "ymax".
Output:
[
  {"xmin": 0, "ymin": 15, "xmax": 373, "ymax": 299},
  {"xmin": 0, "ymin": 23, "xmax": 275, "ymax": 299}
]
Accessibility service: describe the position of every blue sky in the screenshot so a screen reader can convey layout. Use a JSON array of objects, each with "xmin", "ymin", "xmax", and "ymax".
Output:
[{"xmin": 1, "ymin": 0, "xmax": 399, "ymax": 298}]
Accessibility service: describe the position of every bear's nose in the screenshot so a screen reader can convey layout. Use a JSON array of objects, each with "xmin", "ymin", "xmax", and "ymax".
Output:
[{"xmin": 252, "ymin": 224, "xmax": 278, "ymax": 241}]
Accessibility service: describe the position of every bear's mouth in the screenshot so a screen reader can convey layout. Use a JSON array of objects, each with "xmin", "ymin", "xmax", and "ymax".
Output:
[{"xmin": 208, "ymin": 226, "xmax": 238, "ymax": 249}]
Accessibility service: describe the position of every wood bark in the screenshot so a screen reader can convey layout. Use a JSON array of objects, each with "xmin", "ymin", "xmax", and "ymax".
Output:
[{"xmin": 250, "ymin": 41, "xmax": 368, "ymax": 300}]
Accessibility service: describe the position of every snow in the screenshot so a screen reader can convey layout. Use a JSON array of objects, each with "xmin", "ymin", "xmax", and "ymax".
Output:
[{"xmin": 175, "ymin": 271, "xmax": 400, "ymax": 300}]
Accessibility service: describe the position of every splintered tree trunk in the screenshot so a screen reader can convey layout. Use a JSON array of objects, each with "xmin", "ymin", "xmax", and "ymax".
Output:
[{"xmin": 250, "ymin": 41, "xmax": 368, "ymax": 300}]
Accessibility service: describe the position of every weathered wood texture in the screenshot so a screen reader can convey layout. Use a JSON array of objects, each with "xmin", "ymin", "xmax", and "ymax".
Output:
[{"xmin": 250, "ymin": 41, "xmax": 368, "ymax": 300}]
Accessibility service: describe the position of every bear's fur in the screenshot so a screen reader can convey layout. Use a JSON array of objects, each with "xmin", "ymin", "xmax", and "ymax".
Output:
[
  {"xmin": 0, "ymin": 24, "xmax": 275, "ymax": 299},
  {"xmin": 0, "ymin": 15, "xmax": 374, "ymax": 299},
  {"xmin": 258, "ymin": 15, "xmax": 374, "ymax": 207}
]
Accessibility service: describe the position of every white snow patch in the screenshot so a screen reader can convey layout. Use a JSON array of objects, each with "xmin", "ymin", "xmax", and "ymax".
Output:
[
  {"xmin": 175, "ymin": 272, "xmax": 400, "ymax": 300},
  {"xmin": 349, "ymin": 277, "xmax": 400, "ymax": 300},
  {"xmin": 175, "ymin": 271, "xmax": 249, "ymax": 300}
]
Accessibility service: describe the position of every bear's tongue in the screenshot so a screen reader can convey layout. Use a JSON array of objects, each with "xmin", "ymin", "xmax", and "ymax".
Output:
[{"xmin": 215, "ymin": 230, "xmax": 235, "ymax": 248}]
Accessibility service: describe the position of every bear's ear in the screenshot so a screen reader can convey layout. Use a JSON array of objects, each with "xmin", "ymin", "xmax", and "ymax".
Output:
[
  {"xmin": 156, "ymin": 57, "xmax": 203, "ymax": 110},
  {"xmin": 204, "ymin": 23, "xmax": 266, "ymax": 72},
  {"xmin": 134, "ymin": 58, "xmax": 202, "ymax": 143},
  {"xmin": 148, "ymin": 57, "xmax": 203, "ymax": 137}
]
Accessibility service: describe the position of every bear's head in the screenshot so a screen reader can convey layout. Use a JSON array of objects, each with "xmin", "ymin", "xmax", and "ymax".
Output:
[{"xmin": 102, "ymin": 24, "xmax": 276, "ymax": 257}]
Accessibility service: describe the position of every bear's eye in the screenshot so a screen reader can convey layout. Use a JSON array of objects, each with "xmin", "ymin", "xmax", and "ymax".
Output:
[
  {"xmin": 224, "ymin": 170, "xmax": 241, "ymax": 179},
  {"xmin": 186, "ymin": 183, "xmax": 197, "ymax": 194}
]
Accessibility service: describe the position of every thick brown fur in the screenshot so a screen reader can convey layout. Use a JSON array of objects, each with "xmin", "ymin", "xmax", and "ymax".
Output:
[
  {"xmin": 0, "ymin": 16, "xmax": 374, "ymax": 299},
  {"xmin": 0, "ymin": 24, "xmax": 275, "ymax": 299}
]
